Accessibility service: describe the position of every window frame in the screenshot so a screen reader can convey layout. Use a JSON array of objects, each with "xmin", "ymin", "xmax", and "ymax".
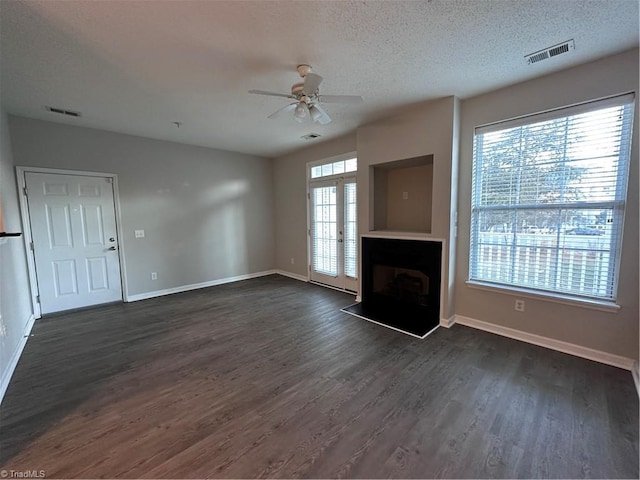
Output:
[
  {"xmin": 308, "ymin": 154, "xmax": 358, "ymax": 181},
  {"xmin": 467, "ymin": 93, "xmax": 635, "ymax": 310}
]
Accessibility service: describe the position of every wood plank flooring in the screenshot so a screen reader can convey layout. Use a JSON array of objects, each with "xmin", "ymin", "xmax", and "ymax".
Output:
[{"xmin": 1, "ymin": 275, "xmax": 637, "ymax": 478}]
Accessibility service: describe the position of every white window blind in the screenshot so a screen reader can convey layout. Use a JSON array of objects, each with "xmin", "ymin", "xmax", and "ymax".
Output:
[
  {"xmin": 469, "ymin": 93, "xmax": 634, "ymax": 301},
  {"xmin": 344, "ymin": 182, "xmax": 358, "ymax": 279},
  {"xmin": 311, "ymin": 186, "xmax": 338, "ymax": 276}
]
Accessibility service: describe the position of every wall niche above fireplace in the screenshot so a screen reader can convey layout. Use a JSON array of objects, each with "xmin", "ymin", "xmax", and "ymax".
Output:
[{"xmin": 371, "ymin": 154, "xmax": 433, "ymax": 233}]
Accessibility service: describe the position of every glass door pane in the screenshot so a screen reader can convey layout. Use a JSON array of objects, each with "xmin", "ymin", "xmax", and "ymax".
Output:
[
  {"xmin": 311, "ymin": 185, "xmax": 338, "ymax": 277},
  {"xmin": 344, "ymin": 181, "xmax": 357, "ymax": 279}
]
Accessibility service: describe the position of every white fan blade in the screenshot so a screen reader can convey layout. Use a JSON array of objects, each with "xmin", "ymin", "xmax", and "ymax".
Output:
[
  {"xmin": 267, "ymin": 102, "xmax": 297, "ymax": 119},
  {"xmin": 311, "ymin": 104, "xmax": 332, "ymax": 125},
  {"xmin": 319, "ymin": 95, "xmax": 363, "ymax": 104},
  {"xmin": 303, "ymin": 73, "xmax": 323, "ymax": 95},
  {"xmin": 249, "ymin": 89, "xmax": 296, "ymax": 99}
]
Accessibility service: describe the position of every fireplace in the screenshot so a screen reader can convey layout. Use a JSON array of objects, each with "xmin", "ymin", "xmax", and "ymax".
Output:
[
  {"xmin": 372, "ymin": 266, "xmax": 430, "ymax": 306},
  {"xmin": 343, "ymin": 236, "xmax": 442, "ymax": 337}
]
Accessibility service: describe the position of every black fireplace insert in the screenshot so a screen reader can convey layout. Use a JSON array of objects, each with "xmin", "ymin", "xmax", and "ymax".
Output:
[{"xmin": 344, "ymin": 237, "xmax": 442, "ymax": 337}]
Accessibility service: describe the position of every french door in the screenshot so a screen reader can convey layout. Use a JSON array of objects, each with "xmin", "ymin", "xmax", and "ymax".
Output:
[{"xmin": 309, "ymin": 177, "xmax": 357, "ymax": 291}]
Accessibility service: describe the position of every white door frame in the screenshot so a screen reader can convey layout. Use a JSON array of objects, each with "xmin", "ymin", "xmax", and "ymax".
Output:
[
  {"xmin": 16, "ymin": 166, "xmax": 128, "ymax": 318},
  {"xmin": 306, "ymin": 152, "xmax": 358, "ymax": 293}
]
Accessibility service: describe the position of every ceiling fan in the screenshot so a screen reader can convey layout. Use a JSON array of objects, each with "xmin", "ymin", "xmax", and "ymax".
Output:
[{"xmin": 249, "ymin": 64, "xmax": 363, "ymax": 125}]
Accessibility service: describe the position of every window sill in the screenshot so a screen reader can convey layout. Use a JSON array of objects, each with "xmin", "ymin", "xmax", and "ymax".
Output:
[{"xmin": 465, "ymin": 280, "xmax": 620, "ymax": 313}]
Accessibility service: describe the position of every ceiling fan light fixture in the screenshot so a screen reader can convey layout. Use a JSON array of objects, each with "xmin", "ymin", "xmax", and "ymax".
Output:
[
  {"xmin": 250, "ymin": 65, "xmax": 360, "ymax": 124},
  {"xmin": 294, "ymin": 101, "xmax": 309, "ymax": 121},
  {"xmin": 309, "ymin": 105, "xmax": 322, "ymax": 122}
]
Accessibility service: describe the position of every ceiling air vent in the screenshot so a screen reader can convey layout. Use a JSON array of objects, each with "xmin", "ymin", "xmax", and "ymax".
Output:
[
  {"xmin": 525, "ymin": 39, "xmax": 575, "ymax": 65},
  {"xmin": 46, "ymin": 106, "xmax": 82, "ymax": 117},
  {"xmin": 301, "ymin": 133, "xmax": 321, "ymax": 140}
]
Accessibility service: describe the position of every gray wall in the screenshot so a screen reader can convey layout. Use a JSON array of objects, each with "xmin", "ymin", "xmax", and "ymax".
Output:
[
  {"xmin": 383, "ymin": 163, "xmax": 433, "ymax": 233},
  {"xmin": 8, "ymin": 117, "xmax": 275, "ymax": 297},
  {"xmin": 0, "ymin": 107, "xmax": 34, "ymax": 399},
  {"xmin": 273, "ymin": 133, "xmax": 357, "ymax": 277},
  {"xmin": 455, "ymin": 48, "xmax": 639, "ymax": 360}
]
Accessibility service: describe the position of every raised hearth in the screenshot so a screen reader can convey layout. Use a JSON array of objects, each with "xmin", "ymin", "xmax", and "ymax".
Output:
[{"xmin": 343, "ymin": 236, "xmax": 442, "ymax": 338}]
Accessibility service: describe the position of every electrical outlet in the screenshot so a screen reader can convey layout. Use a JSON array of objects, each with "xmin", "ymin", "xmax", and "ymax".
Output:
[
  {"xmin": 290, "ymin": 257, "xmax": 295, "ymax": 265},
  {"xmin": 151, "ymin": 272, "xmax": 157, "ymax": 280},
  {"xmin": 135, "ymin": 229, "xmax": 145, "ymax": 238},
  {"xmin": 402, "ymin": 191, "xmax": 409, "ymax": 200},
  {"xmin": 515, "ymin": 299, "xmax": 525, "ymax": 312}
]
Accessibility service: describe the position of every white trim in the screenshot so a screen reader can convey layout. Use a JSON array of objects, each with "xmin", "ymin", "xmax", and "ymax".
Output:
[
  {"xmin": 440, "ymin": 316, "xmax": 456, "ymax": 328},
  {"xmin": 0, "ymin": 314, "xmax": 36, "ymax": 405},
  {"xmin": 475, "ymin": 92, "xmax": 635, "ymax": 135},
  {"xmin": 632, "ymin": 361, "xmax": 639, "ymax": 398},
  {"xmin": 309, "ymin": 280, "xmax": 357, "ymax": 295},
  {"xmin": 126, "ymin": 270, "xmax": 277, "ymax": 302},
  {"xmin": 275, "ymin": 270, "xmax": 309, "ymax": 282},
  {"xmin": 466, "ymin": 280, "xmax": 620, "ymax": 313},
  {"xmin": 15, "ymin": 168, "xmax": 41, "ymax": 318},
  {"xmin": 15, "ymin": 166, "xmax": 126, "ymax": 318},
  {"xmin": 341, "ymin": 306, "xmax": 439, "ymax": 340},
  {"xmin": 307, "ymin": 151, "xmax": 358, "ymax": 171},
  {"xmin": 363, "ymin": 232, "xmax": 446, "ymax": 242},
  {"xmin": 451, "ymin": 314, "xmax": 635, "ymax": 371},
  {"xmin": 110, "ymin": 174, "xmax": 129, "ymax": 303},
  {"xmin": 16, "ymin": 166, "xmax": 120, "ymax": 178}
]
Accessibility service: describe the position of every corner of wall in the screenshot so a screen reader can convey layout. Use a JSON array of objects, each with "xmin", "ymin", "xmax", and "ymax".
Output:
[
  {"xmin": 0, "ymin": 107, "xmax": 37, "ymax": 404},
  {"xmin": 0, "ymin": 314, "xmax": 36, "ymax": 404}
]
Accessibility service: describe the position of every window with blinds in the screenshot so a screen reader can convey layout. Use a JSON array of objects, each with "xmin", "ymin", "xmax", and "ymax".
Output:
[{"xmin": 469, "ymin": 93, "xmax": 634, "ymax": 302}]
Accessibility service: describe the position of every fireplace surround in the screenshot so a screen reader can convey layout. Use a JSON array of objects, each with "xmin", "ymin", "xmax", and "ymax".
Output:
[{"xmin": 343, "ymin": 236, "xmax": 442, "ymax": 338}]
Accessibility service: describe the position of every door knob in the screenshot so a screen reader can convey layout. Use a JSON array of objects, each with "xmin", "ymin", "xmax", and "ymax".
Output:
[
  {"xmin": 337, "ymin": 239, "xmax": 343, "ymax": 243},
  {"xmin": 109, "ymin": 237, "xmax": 115, "ymax": 242},
  {"xmin": 108, "ymin": 246, "xmax": 117, "ymax": 251}
]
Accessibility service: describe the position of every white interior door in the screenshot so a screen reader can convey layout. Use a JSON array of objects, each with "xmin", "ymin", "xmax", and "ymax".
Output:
[
  {"xmin": 25, "ymin": 172, "xmax": 122, "ymax": 314},
  {"xmin": 309, "ymin": 178, "xmax": 357, "ymax": 291}
]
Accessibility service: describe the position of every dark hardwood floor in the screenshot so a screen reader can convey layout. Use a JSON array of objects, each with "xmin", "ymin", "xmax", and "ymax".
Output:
[{"xmin": 1, "ymin": 275, "xmax": 637, "ymax": 478}]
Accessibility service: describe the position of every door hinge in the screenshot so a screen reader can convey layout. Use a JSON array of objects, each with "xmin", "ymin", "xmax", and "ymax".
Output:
[
  {"xmin": 106, "ymin": 177, "xmax": 113, "ymax": 184},
  {"xmin": 307, "ymin": 192, "xmax": 310, "ymax": 199},
  {"xmin": 30, "ymin": 242, "xmax": 34, "ymax": 251},
  {"xmin": 308, "ymin": 229, "xmax": 311, "ymax": 236},
  {"xmin": 23, "ymin": 187, "xmax": 28, "ymax": 196},
  {"xmin": 36, "ymin": 295, "xmax": 40, "ymax": 304}
]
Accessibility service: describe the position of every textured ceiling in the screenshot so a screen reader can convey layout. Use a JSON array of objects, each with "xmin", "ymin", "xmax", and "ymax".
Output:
[{"xmin": 1, "ymin": 0, "xmax": 638, "ymax": 157}]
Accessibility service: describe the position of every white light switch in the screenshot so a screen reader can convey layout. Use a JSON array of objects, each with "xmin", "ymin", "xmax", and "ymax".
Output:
[
  {"xmin": 402, "ymin": 191, "xmax": 409, "ymax": 200},
  {"xmin": 134, "ymin": 229, "xmax": 145, "ymax": 238}
]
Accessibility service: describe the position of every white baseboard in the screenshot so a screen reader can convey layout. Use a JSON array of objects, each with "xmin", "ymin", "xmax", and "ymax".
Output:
[
  {"xmin": 452, "ymin": 315, "xmax": 635, "ymax": 371},
  {"xmin": 0, "ymin": 314, "xmax": 36, "ymax": 405},
  {"xmin": 126, "ymin": 270, "xmax": 278, "ymax": 302},
  {"xmin": 440, "ymin": 316, "xmax": 455, "ymax": 328},
  {"xmin": 632, "ymin": 361, "xmax": 639, "ymax": 398},
  {"xmin": 274, "ymin": 270, "xmax": 309, "ymax": 283}
]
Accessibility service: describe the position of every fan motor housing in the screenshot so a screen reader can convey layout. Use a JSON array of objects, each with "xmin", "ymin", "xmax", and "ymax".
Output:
[{"xmin": 291, "ymin": 83, "xmax": 305, "ymax": 96}]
